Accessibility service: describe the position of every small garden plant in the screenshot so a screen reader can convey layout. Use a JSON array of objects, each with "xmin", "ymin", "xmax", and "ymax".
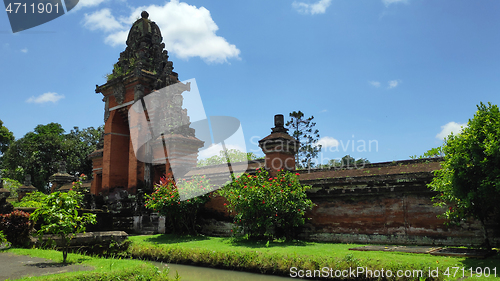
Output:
[
  {"xmin": 218, "ymin": 167, "xmax": 315, "ymax": 240},
  {"xmin": 30, "ymin": 191, "xmax": 97, "ymax": 263},
  {"xmin": 144, "ymin": 174, "xmax": 211, "ymax": 234}
]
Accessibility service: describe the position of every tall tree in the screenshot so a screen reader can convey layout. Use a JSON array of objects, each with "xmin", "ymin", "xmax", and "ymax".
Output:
[
  {"xmin": 3, "ymin": 123, "xmax": 65, "ymax": 191},
  {"xmin": 2, "ymin": 124, "xmax": 103, "ymax": 192},
  {"xmin": 0, "ymin": 119, "xmax": 14, "ymax": 167},
  {"xmin": 428, "ymin": 102, "xmax": 500, "ymax": 249},
  {"xmin": 285, "ymin": 111, "xmax": 321, "ymax": 169},
  {"xmin": 64, "ymin": 126, "xmax": 103, "ymax": 177}
]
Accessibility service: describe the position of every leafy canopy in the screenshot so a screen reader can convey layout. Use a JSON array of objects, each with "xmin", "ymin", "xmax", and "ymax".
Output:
[
  {"xmin": 2, "ymin": 123, "xmax": 103, "ymax": 191},
  {"xmin": 428, "ymin": 102, "xmax": 500, "ymax": 249}
]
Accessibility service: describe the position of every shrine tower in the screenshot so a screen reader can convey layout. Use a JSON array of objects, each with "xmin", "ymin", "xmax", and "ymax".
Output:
[{"xmin": 89, "ymin": 11, "xmax": 203, "ymax": 195}]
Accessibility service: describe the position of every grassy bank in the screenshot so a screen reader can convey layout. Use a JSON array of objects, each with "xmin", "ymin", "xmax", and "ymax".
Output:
[
  {"xmin": 128, "ymin": 234, "xmax": 500, "ymax": 280},
  {"xmin": 3, "ymin": 248, "xmax": 178, "ymax": 281}
]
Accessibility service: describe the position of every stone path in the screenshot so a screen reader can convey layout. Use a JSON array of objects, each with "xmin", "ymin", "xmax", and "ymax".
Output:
[{"xmin": 0, "ymin": 252, "xmax": 94, "ymax": 281}]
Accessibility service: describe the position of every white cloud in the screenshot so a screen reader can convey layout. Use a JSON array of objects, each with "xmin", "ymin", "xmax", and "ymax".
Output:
[
  {"xmin": 26, "ymin": 92, "xmax": 65, "ymax": 104},
  {"xmin": 382, "ymin": 0, "xmax": 408, "ymax": 7},
  {"xmin": 369, "ymin": 81, "xmax": 381, "ymax": 88},
  {"xmin": 315, "ymin": 136, "xmax": 339, "ymax": 148},
  {"xmin": 320, "ymin": 109, "xmax": 327, "ymax": 113},
  {"xmin": 71, "ymin": 0, "xmax": 107, "ymax": 12},
  {"xmin": 293, "ymin": 0, "xmax": 332, "ymax": 15},
  {"xmin": 83, "ymin": 9, "xmax": 124, "ymax": 32},
  {"xmin": 85, "ymin": 1, "xmax": 240, "ymax": 63},
  {"xmin": 436, "ymin": 121, "xmax": 467, "ymax": 140},
  {"xmin": 388, "ymin": 80, "xmax": 400, "ymax": 89},
  {"xmin": 20, "ymin": 48, "xmax": 28, "ymax": 53}
]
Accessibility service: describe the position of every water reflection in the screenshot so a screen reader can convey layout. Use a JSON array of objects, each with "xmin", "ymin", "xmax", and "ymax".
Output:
[{"xmin": 150, "ymin": 261, "xmax": 297, "ymax": 281}]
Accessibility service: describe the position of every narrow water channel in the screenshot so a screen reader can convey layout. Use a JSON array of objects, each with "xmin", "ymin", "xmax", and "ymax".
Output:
[{"xmin": 150, "ymin": 261, "xmax": 298, "ymax": 281}]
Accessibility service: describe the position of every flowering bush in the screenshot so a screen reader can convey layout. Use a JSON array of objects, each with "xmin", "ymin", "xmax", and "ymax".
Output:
[
  {"xmin": 0, "ymin": 210, "xmax": 33, "ymax": 247},
  {"xmin": 218, "ymin": 167, "xmax": 314, "ymax": 240},
  {"xmin": 70, "ymin": 173, "xmax": 88, "ymax": 204},
  {"xmin": 144, "ymin": 174, "xmax": 211, "ymax": 234}
]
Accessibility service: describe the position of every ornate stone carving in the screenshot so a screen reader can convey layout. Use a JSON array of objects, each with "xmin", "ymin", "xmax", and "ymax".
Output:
[
  {"xmin": 104, "ymin": 96, "xmax": 110, "ymax": 122},
  {"xmin": 108, "ymin": 11, "xmax": 179, "ymax": 91},
  {"xmin": 114, "ymin": 83, "xmax": 125, "ymax": 105},
  {"xmin": 134, "ymin": 84, "xmax": 145, "ymax": 102}
]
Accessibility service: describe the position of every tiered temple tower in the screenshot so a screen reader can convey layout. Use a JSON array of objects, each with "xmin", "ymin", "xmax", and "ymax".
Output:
[{"xmin": 89, "ymin": 11, "xmax": 203, "ymax": 195}]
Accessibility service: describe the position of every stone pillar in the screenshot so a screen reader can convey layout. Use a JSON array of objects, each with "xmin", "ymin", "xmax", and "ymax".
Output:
[
  {"xmin": 18, "ymin": 174, "xmax": 37, "ymax": 201},
  {"xmin": 258, "ymin": 114, "xmax": 300, "ymax": 176}
]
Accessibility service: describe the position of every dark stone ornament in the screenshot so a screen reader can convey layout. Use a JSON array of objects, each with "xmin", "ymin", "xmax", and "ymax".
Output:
[
  {"xmin": 114, "ymin": 83, "xmax": 126, "ymax": 105},
  {"xmin": 134, "ymin": 84, "xmax": 145, "ymax": 102},
  {"xmin": 103, "ymin": 96, "xmax": 110, "ymax": 122}
]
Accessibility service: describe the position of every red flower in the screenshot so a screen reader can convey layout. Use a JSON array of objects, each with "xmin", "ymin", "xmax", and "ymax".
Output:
[
  {"xmin": 262, "ymin": 201, "xmax": 265, "ymax": 204},
  {"xmin": 295, "ymin": 173, "xmax": 300, "ymax": 176}
]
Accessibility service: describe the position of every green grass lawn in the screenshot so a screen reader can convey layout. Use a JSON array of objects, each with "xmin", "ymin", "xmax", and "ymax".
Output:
[
  {"xmin": 129, "ymin": 234, "xmax": 500, "ymax": 280},
  {"xmin": 2, "ymin": 248, "xmax": 176, "ymax": 281}
]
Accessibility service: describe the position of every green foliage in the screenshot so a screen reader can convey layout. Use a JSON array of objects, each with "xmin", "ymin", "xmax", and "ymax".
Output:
[
  {"xmin": 0, "ymin": 230, "xmax": 7, "ymax": 244},
  {"xmin": 218, "ymin": 167, "xmax": 315, "ymax": 240},
  {"xmin": 410, "ymin": 146, "xmax": 444, "ymax": 159},
  {"xmin": 0, "ymin": 210, "xmax": 33, "ymax": 246},
  {"xmin": 12, "ymin": 191, "xmax": 48, "ymax": 208},
  {"xmin": 286, "ymin": 111, "xmax": 321, "ymax": 169},
  {"xmin": 2, "ymin": 124, "xmax": 102, "ymax": 192},
  {"xmin": 64, "ymin": 126, "xmax": 104, "ymax": 178},
  {"xmin": 1, "ymin": 177, "xmax": 21, "ymax": 199},
  {"xmin": 144, "ymin": 175, "xmax": 211, "ymax": 234},
  {"xmin": 30, "ymin": 191, "xmax": 97, "ymax": 263},
  {"xmin": 0, "ymin": 119, "xmax": 14, "ymax": 167},
  {"xmin": 317, "ymin": 155, "xmax": 371, "ymax": 169},
  {"xmin": 428, "ymin": 102, "xmax": 500, "ymax": 249},
  {"xmin": 197, "ymin": 149, "xmax": 259, "ymax": 167}
]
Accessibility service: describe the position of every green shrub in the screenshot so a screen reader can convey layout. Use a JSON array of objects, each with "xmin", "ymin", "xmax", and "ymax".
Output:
[
  {"xmin": 0, "ymin": 210, "xmax": 33, "ymax": 246},
  {"xmin": 218, "ymin": 167, "xmax": 315, "ymax": 240},
  {"xmin": 144, "ymin": 174, "xmax": 211, "ymax": 234},
  {"xmin": 30, "ymin": 191, "xmax": 97, "ymax": 263},
  {"xmin": 12, "ymin": 191, "xmax": 48, "ymax": 208}
]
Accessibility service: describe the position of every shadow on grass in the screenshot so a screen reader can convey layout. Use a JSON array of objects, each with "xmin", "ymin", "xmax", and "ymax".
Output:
[
  {"xmin": 459, "ymin": 250, "xmax": 499, "ymax": 277},
  {"xmin": 143, "ymin": 234, "xmax": 211, "ymax": 245}
]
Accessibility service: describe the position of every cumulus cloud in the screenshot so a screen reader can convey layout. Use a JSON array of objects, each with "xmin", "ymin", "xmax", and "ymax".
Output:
[
  {"xmin": 83, "ymin": 9, "xmax": 124, "ymax": 32},
  {"xmin": 388, "ymin": 80, "xmax": 400, "ymax": 89},
  {"xmin": 293, "ymin": 0, "xmax": 332, "ymax": 15},
  {"xmin": 83, "ymin": 1, "xmax": 240, "ymax": 63},
  {"xmin": 382, "ymin": 0, "xmax": 408, "ymax": 7},
  {"xmin": 26, "ymin": 92, "xmax": 65, "ymax": 104},
  {"xmin": 369, "ymin": 81, "xmax": 381, "ymax": 88},
  {"xmin": 436, "ymin": 121, "xmax": 467, "ymax": 140},
  {"xmin": 20, "ymin": 48, "xmax": 28, "ymax": 53},
  {"xmin": 315, "ymin": 136, "xmax": 339, "ymax": 148}
]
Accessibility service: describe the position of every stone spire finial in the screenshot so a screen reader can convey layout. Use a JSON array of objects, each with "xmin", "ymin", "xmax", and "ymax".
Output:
[
  {"xmin": 24, "ymin": 174, "xmax": 32, "ymax": 186},
  {"xmin": 141, "ymin": 11, "xmax": 149, "ymax": 19},
  {"xmin": 272, "ymin": 114, "xmax": 288, "ymax": 133},
  {"xmin": 58, "ymin": 161, "xmax": 67, "ymax": 174}
]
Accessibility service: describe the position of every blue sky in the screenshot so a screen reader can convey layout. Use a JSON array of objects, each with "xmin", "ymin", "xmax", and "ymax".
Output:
[{"xmin": 1, "ymin": 0, "xmax": 499, "ymax": 165}]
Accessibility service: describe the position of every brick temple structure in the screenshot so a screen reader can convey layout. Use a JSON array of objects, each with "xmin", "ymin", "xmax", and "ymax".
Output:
[{"xmin": 89, "ymin": 11, "xmax": 203, "ymax": 195}]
